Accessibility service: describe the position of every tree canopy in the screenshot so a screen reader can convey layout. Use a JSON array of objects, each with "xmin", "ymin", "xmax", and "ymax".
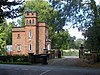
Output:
[
  {"xmin": 83, "ymin": 1, "xmax": 100, "ymax": 52},
  {"xmin": 0, "ymin": 0, "xmax": 24, "ymax": 23},
  {"xmin": 0, "ymin": 0, "xmax": 24, "ymax": 51},
  {"xmin": 49, "ymin": 0, "xmax": 99, "ymax": 30},
  {"xmin": 19, "ymin": 0, "xmax": 72, "ymax": 49},
  {"xmin": 21, "ymin": 0, "xmax": 65, "ymax": 32},
  {"xmin": 49, "ymin": 0, "xmax": 100, "ymax": 52}
]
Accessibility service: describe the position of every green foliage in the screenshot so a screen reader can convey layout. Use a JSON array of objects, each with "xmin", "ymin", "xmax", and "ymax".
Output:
[
  {"xmin": 83, "ymin": 0, "xmax": 100, "ymax": 52},
  {"xmin": 20, "ymin": 0, "xmax": 72, "ymax": 49},
  {"xmin": 21, "ymin": 0, "xmax": 65, "ymax": 32},
  {"xmin": 49, "ymin": 0, "xmax": 100, "ymax": 52},
  {"xmin": 63, "ymin": 49, "xmax": 79, "ymax": 56},
  {"xmin": 49, "ymin": 0, "xmax": 98, "ymax": 30},
  {"xmin": 75, "ymin": 38, "xmax": 84, "ymax": 49},
  {"xmin": 6, "ymin": 21, "xmax": 16, "ymax": 45},
  {"xmin": 51, "ymin": 30, "xmax": 70, "ymax": 49},
  {"xmin": 0, "ymin": 22, "xmax": 8, "ymax": 49},
  {"xmin": 0, "ymin": 21, "xmax": 16, "ymax": 55},
  {"xmin": 0, "ymin": 0, "xmax": 23, "ymax": 23},
  {"xmin": 0, "ymin": 48, "xmax": 6, "ymax": 55}
]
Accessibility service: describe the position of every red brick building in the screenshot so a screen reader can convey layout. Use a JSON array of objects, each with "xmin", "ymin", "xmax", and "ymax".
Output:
[{"xmin": 12, "ymin": 11, "xmax": 49, "ymax": 55}]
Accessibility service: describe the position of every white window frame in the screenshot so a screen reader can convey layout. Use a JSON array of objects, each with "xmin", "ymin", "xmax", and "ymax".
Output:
[
  {"xmin": 32, "ymin": 19, "xmax": 34, "ymax": 25},
  {"xmin": 17, "ymin": 44, "xmax": 21, "ymax": 51},
  {"xmin": 29, "ymin": 43, "xmax": 32, "ymax": 51},
  {"xmin": 29, "ymin": 20, "xmax": 31, "ymax": 24},
  {"xmin": 26, "ymin": 19, "xmax": 28, "ymax": 25},
  {"xmin": 17, "ymin": 34, "xmax": 20, "ymax": 39},
  {"xmin": 29, "ymin": 30, "xmax": 32, "ymax": 39}
]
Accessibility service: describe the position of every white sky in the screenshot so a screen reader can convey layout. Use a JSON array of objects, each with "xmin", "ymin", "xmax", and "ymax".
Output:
[{"xmin": 7, "ymin": 0, "xmax": 100, "ymax": 39}]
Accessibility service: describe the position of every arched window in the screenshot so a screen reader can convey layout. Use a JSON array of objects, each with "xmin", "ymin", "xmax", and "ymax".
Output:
[
  {"xmin": 27, "ymin": 12, "xmax": 29, "ymax": 15},
  {"xmin": 26, "ymin": 20, "xmax": 28, "ymax": 24},
  {"xmin": 29, "ymin": 43, "xmax": 32, "ymax": 51},
  {"xmin": 29, "ymin": 20, "xmax": 31, "ymax": 24},
  {"xmin": 17, "ymin": 34, "xmax": 20, "ymax": 39},
  {"xmin": 32, "ymin": 19, "xmax": 34, "ymax": 25},
  {"xmin": 29, "ymin": 30, "xmax": 32, "ymax": 39},
  {"xmin": 17, "ymin": 44, "xmax": 21, "ymax": 51},
  {"xmin": 32, "ymin": 13, "xmax": 34, "ymax": 15}
]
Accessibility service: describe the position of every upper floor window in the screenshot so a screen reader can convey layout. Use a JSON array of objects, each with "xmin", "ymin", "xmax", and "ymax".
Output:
[
  {"xmin": 27, "ymin": 12, "xmax": 29, "ymax": 15},
  {"xmin": 32, "ymin": 13, "xmax": 34, "ymax": 15},
  {"xmin": 26, "ymin": 20, "xmax": 28, "ymax": 25},
  {"xmin": 29, "ymin": 30, "xmax": 32, "ymax": 39},
  {"xmin": 32, "ymin": 19, "xmax": 34, "ymax": 25},
  {"xmin": 29, "ymin": 43, "xmax": 32, "ymax": 51},
  {"xmin": 17, "ymin": 44, "xmax": 21, "ymax": 51},
  {"xmin": 29, "ymin": 20, "xmax": 31, "ymax": 24},
  {"xmin": 17, "ymin": 34, "xmax": 20, "ymax": 39}
]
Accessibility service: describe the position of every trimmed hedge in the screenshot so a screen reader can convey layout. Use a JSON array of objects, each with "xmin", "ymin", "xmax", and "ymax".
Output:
[
  {"xmin": 0, "ymin": 55, "xmax": 28, "ymax": 62},
  {"xmin": 0, "ymin": 54, "xmax": 54, "ymax": 64}
]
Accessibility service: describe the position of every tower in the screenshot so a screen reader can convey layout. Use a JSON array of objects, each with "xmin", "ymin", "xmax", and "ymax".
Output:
[
  {"xmin": 25, "ymin": 11, "xmax": 37, "ymax": 26},
  {"xmin": 24, "ymin": 11, "xmax": 38, "ymax": 54}
]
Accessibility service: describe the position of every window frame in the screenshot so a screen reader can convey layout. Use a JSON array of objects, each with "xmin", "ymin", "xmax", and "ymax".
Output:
[
  {"xmin": 17, "ymin": 34, "xmax": 20, "ymax": 39},
  {"xmin": 17, "ymin": 44, "xmax": 21, "ymax": 51},
  {"xmin": 29, "ymin": 43, "xmax": 32, "ymax": 51},
  {"xmin": 29, "ymin": 30, "xmax": 32, "ymax": 39},
  {"xmin": 26, "ymin": 19, "xmax": 28, "ymax": 25},
  {"xmin": 32, "ymin": 19, "xmax": 34, "ymax": 25},
  {"xmin": 29, "ymin": 20, "xmax": 31, "ymax": 24}
]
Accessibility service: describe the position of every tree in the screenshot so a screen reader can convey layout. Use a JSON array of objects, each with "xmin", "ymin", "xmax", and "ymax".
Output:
[
  {"xmin": 49, "ymin": 0, "xmax": 100, "ymax": 52},
  {"xmin": 0, "ymin": 0, "xmax": 24, "ymax": 23},
  {"xmin": 49, "ymin": 0, "xmax": 97, "ymax": 30},
  {"xmin": 21, "ymin": 0, "xmax": 65, "ymax": 32},
  {"xmin": 0, "ymin": 21, "xmax": 16, "ymax": 55},
  {"xmin": 6, "ymin": 21, "xmax": 16, "ymax": 45},
  {"xmin": 51, "ymin": 30, "xmax": 70, "ymax": 49},
  {"xmin": 83, "ymin": 1, "xmax": 100, "ymax": 52},
  {"xmin": 20, "ymin": 0, "xmax": 70, "ymax": 49},
  {"xmin": 75, "ymin": 38, "xmax": 84, "ymax": 49},
  {"xmin": 0, "ymin": 22, "xmax": 8, "ymax": 49}
]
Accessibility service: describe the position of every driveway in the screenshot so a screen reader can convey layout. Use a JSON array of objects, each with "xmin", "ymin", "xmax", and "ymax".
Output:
[
  {"xmin": 48, "ymin": 57, "xmax": 100, "ymax": 68},
  {"xmin": 0, "ymin": 63, "xmax": 100, "ymax": 75}
]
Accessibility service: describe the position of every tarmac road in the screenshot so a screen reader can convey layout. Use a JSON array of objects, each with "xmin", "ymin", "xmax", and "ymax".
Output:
[{"xmin": 0, "ymin": 64, "xmax": 100, "ymax": 75}]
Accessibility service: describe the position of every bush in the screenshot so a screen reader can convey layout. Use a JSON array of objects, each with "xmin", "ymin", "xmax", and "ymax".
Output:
[{"xmin": 0, "ymin": 55, "xmax": 29, "ymax": 62}]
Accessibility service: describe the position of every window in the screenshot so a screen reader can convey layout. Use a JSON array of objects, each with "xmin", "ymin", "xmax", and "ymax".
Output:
[
  {"xmin": 17, "ymin": 34, "xmax": 20, "ymax": 39},
  {"xmin": 29, "ymin": 20, "xmax": 31, "ymax": 24},
  {"xmin": 32, "ymin": 13, "xmax": 34, "ymax": 15},
  {"xmin": 29, "ymin": 30, "xmax": 32, "ymax": 39},
  {"xmin": 29, "ymin": 43, "xmax": 32, "ymax": 51},
  {"xmin": 27, "ymin": 12, "xmax": 29, "ymax": 15},
  {"xmin": 17, "ymin": 44, "xmax": 21, "ymax": 51},
  {"xmin": 32, "ymin": 19, "xmax": 34, "ymax": 25},
  {"xmin": 26, "ymin": 20, "xmax": 28, "ymax": 25}
]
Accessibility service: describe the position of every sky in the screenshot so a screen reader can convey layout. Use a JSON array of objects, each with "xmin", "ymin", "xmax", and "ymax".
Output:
[
  {"xmin": 7, "ymin": 0, "xmax": 100, "ymax": 39},
  {"xmin": 64, "ymin": 0, "xmax": 100, "ymax": 39}
]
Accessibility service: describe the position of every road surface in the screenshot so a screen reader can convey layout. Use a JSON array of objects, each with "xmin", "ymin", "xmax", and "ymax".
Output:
[{"xmin": 0, "ymin": 64, "xmax": 100, "ymax": 75}]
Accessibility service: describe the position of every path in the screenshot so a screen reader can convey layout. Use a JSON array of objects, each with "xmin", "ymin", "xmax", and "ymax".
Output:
[
  {"xmin": 48, "ymin": 56, "xmax": 100, "ymax": 68},
  {"xmin": 0, "ymin": 64, "xmax": 100, "ymax": 75}
]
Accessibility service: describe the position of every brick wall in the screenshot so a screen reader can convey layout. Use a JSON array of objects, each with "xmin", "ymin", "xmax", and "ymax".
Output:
[{"xmin": 12, "ymin": 12, "xmax": 47, "ymax": 55}]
